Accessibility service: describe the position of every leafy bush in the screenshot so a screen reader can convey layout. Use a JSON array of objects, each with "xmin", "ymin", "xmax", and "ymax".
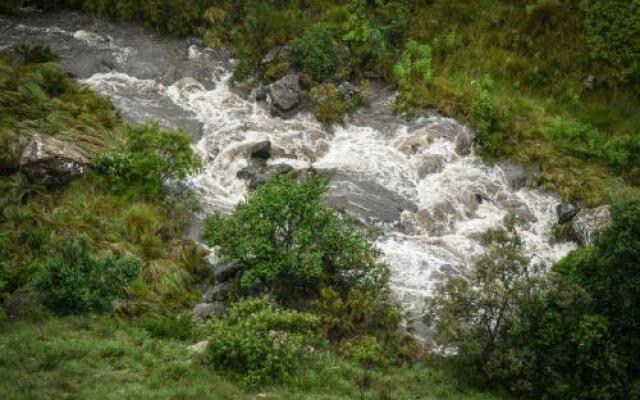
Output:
[
  {"xmin": 140, "ymin": 313, "xmax": 195, "ymax": 341},
  {"xmin": 343, "ymin": 335, "xmax": 390, "ymax": 400},
  {"xmin": 203, "ymin": 297, "xmax": 319, "ymax": 387},
  {"xmin": 314, "ymin": 287, "xmax": 401, "ymax": 343},
  {"xmin": 309, "ymin": 82, "xmax": 361, "ymax": 125},
  {"xmin": 203, "ymin": 174, "xmax": 389, "ymax": 305},
  {"xmin": 425, "ymin": 218, "xmax": 541, "ymax": 385},
  {"xmin": 427, "ymin": 199, "xmax": 640, "ymax": 399},
  {"xmin": 34, "ymin": 236, "xmax": 141, "ymax": 314},
  {"xmin": 581, "ymin": 0, "xmax": 640, "ymax": 90},
  {"xmin": 393, "ymin": 40, "xmax": 433, "ymax": 110},
  {"xmin": 292, "ymin": 24, "xmax": 339, "ymax": 82},
  {"xmin": 95, "ymin": 123, "xmax": 201, "ymax": 197}
]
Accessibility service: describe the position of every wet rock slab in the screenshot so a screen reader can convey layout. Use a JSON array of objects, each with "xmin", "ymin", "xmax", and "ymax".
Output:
[{"xmin": 321, "ymin": 170, "xmax": 418, "ymax": 225}]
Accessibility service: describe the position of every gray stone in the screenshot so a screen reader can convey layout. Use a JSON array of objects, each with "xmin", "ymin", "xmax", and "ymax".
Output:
[
  {"xmin": 175, "ymin": 77, "xmax": 205, "ymax": 95},
  {"xmin": 583, "ymin": 74, "xmax": 595, "ymax": 90},
  {"xmin": 187, "ymin": 340, "xmax": 210, "ymax": 354},
  {"xmin": 337, "ymin": 81, "xmax": 359, "ymax": 100},
  {"xmin": 268, "ymin": 74, "xmax": 301, "ymax": 114},
  {"xmin": 261, "ymin": 45, "xmax": 292, "ymax": 65},
  {"xmin": 556, "ymin": 201, "xmax": 579, "ymax": 224},
  {"xmin": 237, "ymin": 163, "xmax": 294, "ymax": 189},
  {"xmin": 454, "ymin": 126, "xmax": 474, "ymax": 156},
  {"xmin": 192, "ymin": 302, "xmax": 226, "ymax": 323},
  {"xmin": 249, "ymin": 140, "xmax": 271, "ymax": 160},
  {"xmin": 571, "ymin": 205, "xmax": 611, "ymax": 246},
  {"xmin": 201, "ymin": 283, "xmax": 230, "ymax": 303},
  {"xmin": 500, "ymin": 163, "xmax": 540, "ymax": 190},
  {"xmin": 322, "ymin": 171, "xmax": 418, "ymax": 224},
  {"xmin": 20, "ymin": 135, "xmax": 89, "ymax": 186},
  {"xmin": 211, "ymin": 262, "xmax": 241, "ymax": 282},
  {"xmin": 417, "ymin": 155, "xmax": 445, "ymax": 178}
]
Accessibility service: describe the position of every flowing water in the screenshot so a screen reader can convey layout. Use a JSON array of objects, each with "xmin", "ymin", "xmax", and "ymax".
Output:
[{"xmin": 1, "ymin": 12, "xmax": 576, "ymax": 325}]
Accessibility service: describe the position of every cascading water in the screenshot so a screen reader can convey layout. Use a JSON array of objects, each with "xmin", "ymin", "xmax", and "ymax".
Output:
[{"xmin": 1, "ymin": 12, "xmax": 576, "ymax": 323}]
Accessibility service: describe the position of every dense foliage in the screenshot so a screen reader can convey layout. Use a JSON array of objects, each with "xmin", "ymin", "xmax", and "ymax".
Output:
[
  {"xmin": 95, "ymin": 123, "xmax": 201, "ymax": 197},
  {"xmin": 0, "ymin": 48, "xmax": 204, "ymax": 319},
  {"xmin": 204, "ymin": 297, "xmax": 319, "ymax": 386},
  {"xmin": 427, "ymin": 199, "xmax": 640, "ymax": 399},
  {"xmin": 34, "ymin": 236, "xmax": 141, "ymax": 314},
  {"xmin": 204, "ymin": 174, "xmax": 389, "ymax": 306}
]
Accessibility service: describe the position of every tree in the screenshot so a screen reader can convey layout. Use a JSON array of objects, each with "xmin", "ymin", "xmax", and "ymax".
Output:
[
  {"xmin": 203, "ymin": 174, "xmax": 389, "ymax": 306},
  {"xmin": 425, "ymin": 217, "xmax": 542, "ymax": 386}
]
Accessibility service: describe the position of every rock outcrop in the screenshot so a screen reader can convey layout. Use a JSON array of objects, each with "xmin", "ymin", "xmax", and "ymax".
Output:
[
  {"xmin": 192, "ymin": 301, "xmax": 226, "ymax": 323},
  {"xmin": 268, "ymin": 74, "xmax": 301, "ymax": 116},
  {"xmin": 571, "ymin": 206, "xmax": 611, "ymax": 246},
  {"xmin": 19, "ymin": 135, "xmax": 89, "ymax": 185}
]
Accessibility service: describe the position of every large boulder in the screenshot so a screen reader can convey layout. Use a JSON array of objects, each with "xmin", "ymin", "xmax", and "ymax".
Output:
[
  {"xmin": 268, "ymin": 74, "xmax": 301, "ymax": 115},
  {"xmin": 19, "ymin": 135, "xmax": 89, "ymax": 186},
  {"xmin": 571, "ymin": 205, "xmax": 611, "ymax": 246},
  {"xmin": 322, "ymin": 171, "xmax": 418, "ymax": 225},
  {"xmin": 237, "ymin": 163, "xmax": 294, "ymax": 189}
]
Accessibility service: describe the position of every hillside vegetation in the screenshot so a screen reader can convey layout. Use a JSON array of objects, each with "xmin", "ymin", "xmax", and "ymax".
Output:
[
  {"xmin": 1, "ymin": 2, "xmax": 640, "ymax": 400},
  {"xmin": 5, "ymin": 0, "xmax": 640, "ymax": 205}
]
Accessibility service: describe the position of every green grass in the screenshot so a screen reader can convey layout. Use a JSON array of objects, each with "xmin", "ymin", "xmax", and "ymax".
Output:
[{"xmin": 0, "ymin": 316, "xmax": 503, "ymax": 400}]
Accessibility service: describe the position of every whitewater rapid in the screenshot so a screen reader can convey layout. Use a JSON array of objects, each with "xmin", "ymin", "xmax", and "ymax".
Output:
[{"xmin": 1, "ymin": 13, "xmax": 576, "ymax": 320}]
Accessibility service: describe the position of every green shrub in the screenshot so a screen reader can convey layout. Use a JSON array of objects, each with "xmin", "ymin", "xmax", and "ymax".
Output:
[
  {"xmin": 427, "ymin": 199, "xmax": 640, "ymax": 399},
  {"xmin": 581, "ymin": 0, "xmax": 640, "ymax": 90},
  {"xmin": 203, "ymin": 297, "xmax": 319, "ymax": 387},
  {"xmin": 309, "ymin": 82, "xmax": 360, "ymax": 125},
  {"xmin": 343, "ymin": 335, "xmax": 390, "ymax": 400},
  {"xmin": 95, "ymin": 123, "xmax": 201, "ymax": 197},
  {"xmin": 140, "ymin": 313, "xmax": 195, "ymax": 341},
  {"xmin": 34, "ymin": 236, "xmax": 141, "ymax": 314},
  {"xmin": 292, "ymin": 24, "xmax": 339, "ymax": 82},
  {"xmin": 203, "ymin": 174, "xmax": 389, "ymax": 305},
  {"xmin": 425, "ymin": 218, "xmax": 543, "ymax": 387},
  {"xmin": 314, "ymin": 287, "xmax": 401, "ymax": 343},
  {"xmin": 393, "ymin": 40, "xmax": 433, "ymax": 110}
]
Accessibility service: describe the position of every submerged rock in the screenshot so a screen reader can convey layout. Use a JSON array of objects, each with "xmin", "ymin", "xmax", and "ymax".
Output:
[
  {"xmin": 571, "ymin": 206, "xmax": 611, "ymax": 246},
  {"xmin": 19, "ymin": 135, "xmax": 89, "ymax": 186},
  {"xmin": 322, "ymin": 171, "xmax": 418, "ymax": 225},
  {"xmin": 249, "ymin": 140, "xmax": 272, "ymax": 161},
  {"xmin": 175, "ymin": 77, "xmax": 205, "ymax": 95},
  {"xmin": 237, "ymin": 163, "xmax": 294, "ymax": 189},
  {"xmin": 556, "ymin": 201, "xmax": 579, "ymax": 224},
  {"xmin": 417, "ymin": 155, "xmax": 446, "ymax": 178},
  {"xmin": 268, "ymin": 74, "xmax": 301, "ymax": 115}
]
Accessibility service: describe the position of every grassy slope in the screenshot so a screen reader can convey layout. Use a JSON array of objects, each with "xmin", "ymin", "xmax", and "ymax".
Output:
[
  {"xmin": 0, "ymin": 316, "xmax": 501, "ymax": 400},
  {"xmin": 0, "ymin": 51, "xmax": 203, "ymax": 314}
]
